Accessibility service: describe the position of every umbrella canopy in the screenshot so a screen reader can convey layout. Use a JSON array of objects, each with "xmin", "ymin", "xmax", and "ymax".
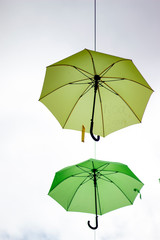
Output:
[
  {"xmin": 39, "ymin": 49, "xmax": 153, "ymax": 141},
  {"xmin": 48, "ymin": 158, "xmax": 143, "ymax": 229}
]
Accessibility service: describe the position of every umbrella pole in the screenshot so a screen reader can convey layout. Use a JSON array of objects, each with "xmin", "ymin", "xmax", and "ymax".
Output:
[
  {"xmin": 90, "ymin": 75, "xmax": 100, "ymax": 141},
  {"xmin": 88, "ymin": 169, "xmax": 98, "ymax": 230}
]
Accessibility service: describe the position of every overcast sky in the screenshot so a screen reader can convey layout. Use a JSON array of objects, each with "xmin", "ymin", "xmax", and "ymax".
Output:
[{"xmin": 0, "ymin": 0, "xmax": 160, "ymax": 239}]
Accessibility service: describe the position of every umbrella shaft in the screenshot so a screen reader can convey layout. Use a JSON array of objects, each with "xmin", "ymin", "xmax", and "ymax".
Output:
[
  {"xmin": 93, "ymin": 171, "xmax": 98, "ymax": 217},
  {"xmin": 91, "ymin": 79, "xmax": 98, "ymax": 122}
]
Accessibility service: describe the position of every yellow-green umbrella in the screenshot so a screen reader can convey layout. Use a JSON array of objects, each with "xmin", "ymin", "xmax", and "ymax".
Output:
[
  {"xmin": 48, "ymin": 158, "xmax": 143, "ymax": 229},
  {"xmin": 39, "ymin": 49, "xmax": 153, "ymax": 141}
]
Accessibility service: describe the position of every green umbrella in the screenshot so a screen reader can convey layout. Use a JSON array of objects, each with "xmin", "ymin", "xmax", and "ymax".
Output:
[
  {"xmin": 39, "ymin": 49, "xmax": 153, "ymax": 141},
  {"xmin": 48, "ymin": 158, "xmax": 143, "ymax": 229}
]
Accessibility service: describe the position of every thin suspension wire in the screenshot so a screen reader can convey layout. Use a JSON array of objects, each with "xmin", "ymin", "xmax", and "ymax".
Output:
[
  {"xmin": 94, "ymin": 141, "xmax": 96, "ymax": 159},
  {"xmin": 94, "ymin": 0, "xmax": 97, "ymax": 161},
  {"xmin": 94, "ymin": 0, "xmax": 96, "ymax": 51}
]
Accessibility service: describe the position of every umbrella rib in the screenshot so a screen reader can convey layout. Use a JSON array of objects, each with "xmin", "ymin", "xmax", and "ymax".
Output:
[
  {"xmin": 80, "ymin": 84, "xmax": 94, "ymax": 96},
  {"xmin": 39, "ymin": 78, "xmax": 91, "ymax": 101},
  {"xmin": 101, "ymin": 170, "xmax": 143, "ymax": 184},
  {"xmin": 48, "ymin": 63, "xmax": 94, "ymax": 78},
  {"xmin": 72, "ymin": 174, "xmax": 90, "ymax": 177},
  {"xmin": 63, "ymin": 84, "xmax": 93, "ymax": 128},
  {"xmin": 73, "ymin": 66, "xmax": 94, "ymax": 80},
  {"xmin": 86, "ymin": 49, "xmax": 96, "ymax": 75},
  {"xmin": 99, "ymin": 82, "xmax": 118, "ymax": 95},
  {"xmin": 69, "ymin": 165, "xmax": 102, "ymax": 215},
  {"xmin": 96, "ymin": 162, "xmax": 110, "ymax": 171},
  {"xmin": 102, "ymin": 77, "xmax": 153, "ymax": 91},
  {"xmin": 99, "ymin": 59, "xmax": 131, "ymax": 77},
  {"xmin": 66, "ymin": 176, "xmax": 90, "ymax": 211},
  {"xmin": 77, "ymin": 162, "xmax": 111, "ymax": 173},
  {"xmin": 91, "ymin": 160, "xmax": 95, "ymax": 169},
  {"xmin": 69, "ymin": 82, "xmax": 91, "ymax": 85},
  {"xmin": 49, "ymin": 171, "xmax": 91, "ymax": 193},
  {"xmin": 102, "ymin": 82, "xmax": 142, "ymax": 122},
  {"xmin": 102, "ymin": 77, "xmax": 125, "ymax": 82},
  {"xmin": 76, "ymin": 165, "xmax": 91, "ymax": 174},
  {"xmin": 100, "ymin": 171, "xmax": 118, "ymax": 177},
  {"xmin": 100, "ymin": 174, "xmax": 134, "ymax": 204}
]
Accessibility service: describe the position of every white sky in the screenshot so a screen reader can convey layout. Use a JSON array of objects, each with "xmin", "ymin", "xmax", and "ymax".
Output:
[{"xmin": 0, "ymin": 0, "xmax": 160, "ymax": 239}]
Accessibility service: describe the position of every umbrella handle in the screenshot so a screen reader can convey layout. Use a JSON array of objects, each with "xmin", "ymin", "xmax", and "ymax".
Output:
[
  {"xmin": 88, "ymin": 215, "xmax": 98, "ymax": 230},
  {"xmin": 90, "ymin": 120, "xmax": 100, "ymax": 142}
]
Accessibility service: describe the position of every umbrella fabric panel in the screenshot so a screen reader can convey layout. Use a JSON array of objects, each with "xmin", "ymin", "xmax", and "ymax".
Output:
[
  {"xmin": 97, "ymin": 86, "xmax": 139, "ymax": 136},
  {"xmin": 40, "ymin": 82, "xmax": 89, "ymax": 129},
  {"xmin": 39, "ymin": 65, "xmax": 89, "ymax": 100},
  {"xmin": 40, "ymin": 49, "xmax": 126, "ymax": 100},
  {"xmin": 77, "ymin": 159, "xmax": 141, "ymax": 182},
  {"xmin": 77, "ymin": 158, "xmax": 109, "ymax": 170},
  {"xmin": 49, "ymin": 165, "xmax": 84, "ymax": 190},
  {"xmin": 62, "ymin": 86, "xmax": 95, "ymax": 132},
  {"xmin": 98, "ymin": 171, "xmax": 143, "ymax": 204},
  {"xmin": 102, "ymin": 60, "xmax": 152, "ymax": 89},
  {"xmin": 99, "ymin": 161, "xmax": 142, "ymax": 181},
  {"xmin": 103, "ymin": 77, "xmax": 153, "ymax": 121},
  {"xmin": 49, "ymin": 174, "xmax": 89, "ymax": 211},
  {"xmin": 40, "ymin": 49, "xmax": 153, "ymax": 101},
  {"xmin": 51, "ymin": 49, "xmax": 124, "ymax": 76},
  {"xmin": 97, "ymin": 178, "xmax": 134, "ymax": 214},
  {"xmin": 66, "ymin": 179, "xmax": 98, "ymax": 214},
  {"xmin": 52, "ymin": 49, "xmax": 95, "ymax": 74},
  {"xmin": 85, "ymin": 49, "xmax": 125, "ymax": 75},
  {"xmin": 63, "ymin": 87, "xmax": 104, "ymax": 136}
]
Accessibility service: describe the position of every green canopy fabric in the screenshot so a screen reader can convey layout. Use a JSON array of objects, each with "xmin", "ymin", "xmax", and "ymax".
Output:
[
  {"xmin": 39, "ymin": 49, "xmax": 153, "ymax": 140},
  {"xmin": 49, "ymin": 158, "xmax": 143, "ymax": 229}
]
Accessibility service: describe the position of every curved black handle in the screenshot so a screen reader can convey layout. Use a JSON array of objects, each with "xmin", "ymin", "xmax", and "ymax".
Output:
[
  {"xmin": 90, "ymin": 120, "xmax": 100, "ymax": 142},
  {"xmin": 88, "ymin": 216, "xmax": 98, "ymax": 230}
]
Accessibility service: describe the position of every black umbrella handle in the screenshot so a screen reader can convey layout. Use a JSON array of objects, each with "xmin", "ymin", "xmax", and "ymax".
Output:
[
  {"xmin": 90, "ymin": 76, "xmax": 100, "ymax": 142},
  {"xmin": 90, "ymin": 120, "xmax": 100, "ymax": 142},
  {"xmin": 88, "ymin": 215, "xmax": 98, "ymax": 230},
  {"xmin": 88, "ymin": 169, "xmax": 98, "ymax": 230}
]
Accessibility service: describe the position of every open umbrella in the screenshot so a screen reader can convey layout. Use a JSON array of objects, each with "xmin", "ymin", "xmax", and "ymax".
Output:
[
  {"xmin": 39, "ymin": 49, "xmax": 153, "ymax": 141},
  {"xmin": 48, "ymin": 158, "xmax": 143, "ymax": 229}
]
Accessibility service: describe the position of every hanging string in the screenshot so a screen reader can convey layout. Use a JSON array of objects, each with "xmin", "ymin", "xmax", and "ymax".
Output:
[
  {"xmin": 94, "ymin": 141, "xmax": 97, "ymax": 159},
  {"xmin": 94, "ymin": 0, "xmax": 97, "ymax": 161},
  {"xmin": 94, "ymin": 229, "xmax": 96, "ymax": 240},
  {"xmin": 94, "ymin": 0, "xmax": 97, "ymax": 159},
  {"xmin": 94, "ymin": 0, "xmax": 96, "ymax": 51},
  {"xmin": 94, "ymin": 2, "xmax": 97, "ymax": 239}
]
